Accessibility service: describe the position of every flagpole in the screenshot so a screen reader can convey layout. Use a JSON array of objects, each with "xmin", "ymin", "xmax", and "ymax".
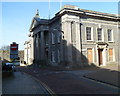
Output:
[
  {"xmin": 49, "ymin": 0, "xmax": 50, "ymax": 19},
  {"xmin": 60, "ymin": 0, "xmax": 62, "ymax": 10}
]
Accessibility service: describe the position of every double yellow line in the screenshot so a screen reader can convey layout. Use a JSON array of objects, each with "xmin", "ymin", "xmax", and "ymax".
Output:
[{"xmin": 22, "ymin": 72, "xmax": 56, "ymax": 96}]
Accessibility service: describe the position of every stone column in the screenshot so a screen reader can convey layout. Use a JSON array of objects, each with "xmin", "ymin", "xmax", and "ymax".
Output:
[
  {"xmin": 38, "ymin": 32, "xmax": 40, "ymax": 62},
  {"xmin": 30, "ymin": 34, "xmax": 34, "ymax": 64},
  {"xmin": 65, "ymin": 21, "xmax": 72, "ymax": 66},
  {"xmin": 33, "ymin": 34, "xmax": 37, "ymax": 64},
  {"xmin": 76, "ymin": 22, "xmax": 82, "ymax": 64},
  {"xmin": 61, "ymin": 22, "xmax": 65, "ymax": 64},
  {"xmin": 71, "ymin": 22, "xmax": 77, "ymax": 65},
  {"xmin": 40, "ymin": 31, "xmax": 45, "ymax": 60},
  {"xmin": 36, "ymin": 33, "xmax": 40, "ymax": 62}
]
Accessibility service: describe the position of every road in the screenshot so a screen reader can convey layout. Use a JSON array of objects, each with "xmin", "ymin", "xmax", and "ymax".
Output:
[
  {"xmin": 38, "ymin": 70, "xmax": 119, "ymax": 94},
  {"xmin": 2, "ymin": 72, "xmax": 50, "ymax": 95},
  {"xmin": 17, "ymin": 66, "xmax": 119, "ymax": 94}
]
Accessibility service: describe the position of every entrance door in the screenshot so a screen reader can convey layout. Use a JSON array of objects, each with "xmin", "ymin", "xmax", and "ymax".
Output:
[{"xmin": 98, "ymin": 49, "xmax": 103, "ymax": 66}]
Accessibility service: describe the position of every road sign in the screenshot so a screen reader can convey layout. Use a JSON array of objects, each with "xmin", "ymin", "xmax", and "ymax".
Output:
[
  {"xmin": 10, "ymin": 42, "xmax": 18, "ymax": 59},
  {"xmin": 11, "ymin": 44, "xmax": 18, "ymax": 50}
]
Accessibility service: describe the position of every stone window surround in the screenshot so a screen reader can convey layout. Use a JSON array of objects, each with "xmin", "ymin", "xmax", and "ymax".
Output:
[
  {"xmin": 86, "ymin": 27, "xmax": 93, "ymax": 41},
  {"xmin": 108, "ymin": 29, "xmax": 114, "ymax": 42},
  {"xmin": 97, "ymin": 28, "xmax": 104, "ymax": 42}
]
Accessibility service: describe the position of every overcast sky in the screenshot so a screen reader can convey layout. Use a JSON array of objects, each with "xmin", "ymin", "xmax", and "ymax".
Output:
[{"xmin": 1, "ymin": 2, "xmax": 119, "ymax": 50}]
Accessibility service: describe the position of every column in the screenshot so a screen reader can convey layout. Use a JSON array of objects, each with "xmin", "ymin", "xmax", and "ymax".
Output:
[
  {"xmin": 61, "ymin": 22, "xmax": 65, "ymax": 64},
  {"xmin": 76, "ymin": 22, "xmax": 82, "ymax": 63},
  {"xmin": 30, "ymin": 35, "xmax": 34, "ymax": 64},
  {"xmin": 33, "ymin": 34, "xmax": 37, "ymax": 64},
  {"xmin": 38, "ymin": 32, "xmax": 40, "ymax": 61},
  {"xmin": 40, "ymin": 31, "xmax": 45, "ymax": 60},
  {"xmin": 71, "ymin": 22, "xmax": 77, "ymax": 64},
  {"xmin": 36, "ymin": 33, "xmax": 40, "ymax": 61},
  {"xmin": 65, "ymin": 21, "xmax": 72, "ymax": 65}
]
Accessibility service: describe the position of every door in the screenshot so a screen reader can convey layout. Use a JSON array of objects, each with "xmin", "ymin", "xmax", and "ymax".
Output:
[
  {"xmin": 98, "ymin": 49, "xmax": 103, "ymax": 66},
  {"xmin": 87, "ymin": 48, "xmax": 93, "ymax": 64}
]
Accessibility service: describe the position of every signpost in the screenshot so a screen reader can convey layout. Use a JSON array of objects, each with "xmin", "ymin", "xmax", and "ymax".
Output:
[
  {"xmin": 10, "ymin": 42, "xmax": 18, "ymax": 59},
  {"xmin": 10, "ymin": 42, "xmax": 18, "ymax": 70}
]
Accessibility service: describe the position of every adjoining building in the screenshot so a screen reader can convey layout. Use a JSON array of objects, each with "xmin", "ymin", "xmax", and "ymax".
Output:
[
  {"xmin": 24, "ymin": 41, "xmax": 31, "ymax": 65},
  {"xmin": 24, "ymin": 5, "xmax": 120, "ymax": 68}
]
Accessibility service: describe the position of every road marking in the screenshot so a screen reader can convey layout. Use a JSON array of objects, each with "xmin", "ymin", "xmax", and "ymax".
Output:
[{"xmin": 22, "ymin": 72, "xmax": 56, "ymax": 95}]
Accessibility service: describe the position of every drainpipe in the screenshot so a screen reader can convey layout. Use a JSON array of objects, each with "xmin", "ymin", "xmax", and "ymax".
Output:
[{"xmin": 79, "ymin": 22, "xmax": 83, "ymax": 62}]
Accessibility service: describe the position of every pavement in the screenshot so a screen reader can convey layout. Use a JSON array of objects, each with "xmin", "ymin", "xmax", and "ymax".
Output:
[
  {"xmin": 101, "ymin": 64, "xmax": 120, "ymax": 71},
  {"xmin": 84, "ymin": 69, "xmax": 119, "ymax": 87},
  {"xmin": 16, "ymin": 66, "xmax": 120, "ymax": 95},
  {"xmin": 2, "ymin": 71, "xmax": 53, "ymax": 95},
  {"xmin": 84, "ymin": 65, "xmax": 120, "ymax": 87}
]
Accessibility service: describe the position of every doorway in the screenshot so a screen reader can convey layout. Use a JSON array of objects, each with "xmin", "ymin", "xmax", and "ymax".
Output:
[{"xmin": 98, "ymin": 49, "xmax": 103, "ymax": 66}]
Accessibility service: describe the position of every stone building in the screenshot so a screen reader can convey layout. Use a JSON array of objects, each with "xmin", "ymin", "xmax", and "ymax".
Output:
[
  {"xmin": 18, "ymin": 50, "xmax": 24, "ymax": 63},
  {"xmin": 24, "ymin": 5, "xmax": 120, "ymax": 68}
]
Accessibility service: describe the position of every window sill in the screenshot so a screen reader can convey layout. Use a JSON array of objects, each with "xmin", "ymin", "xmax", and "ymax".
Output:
[
  {"xmin": 57, "ymin": 42, "xmax": 61, "ymax": 44},
  {"xmin": 96, "ymin": 41, "xmax": 105, "ymax": 43},
  {"xmin": 108, "ymin": 41, "xmax": 114, "ymax": 43},
  {"xmin": 86, "ymin": 40, "xmax": 94, "ymax": 42}
]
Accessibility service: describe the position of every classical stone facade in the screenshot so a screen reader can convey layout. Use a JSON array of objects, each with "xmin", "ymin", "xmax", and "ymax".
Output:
[{"xmin": 24, "ymin": 5, "xmax": 120, "ymax": 68}]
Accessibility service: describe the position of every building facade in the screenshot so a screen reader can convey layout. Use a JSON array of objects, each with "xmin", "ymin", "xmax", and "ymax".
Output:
[{"xmin": 24, "ymin": 5, "xmax": 120, "ymax": 68}]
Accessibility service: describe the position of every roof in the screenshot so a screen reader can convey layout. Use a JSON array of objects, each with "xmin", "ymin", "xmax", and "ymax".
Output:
[
  {"xmin": 55, "ymin": 4, "xmax": 118, "ymax": 20},
  {"xmin": 79, "ymin": 8, "xmax": 117, "ymax": 18},
  {"xmin": 29, "ymin": 17, "xmax": 49, "ymax": 32},
  {"xmin": 29, "ymin": 5, "xmax": 119, "ymax": 31}
]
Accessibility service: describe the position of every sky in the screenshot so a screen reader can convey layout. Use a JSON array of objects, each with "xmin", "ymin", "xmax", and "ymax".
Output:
[{"xmin": 1, "ymin": 1, "xmax": 119, "ymax": 50}]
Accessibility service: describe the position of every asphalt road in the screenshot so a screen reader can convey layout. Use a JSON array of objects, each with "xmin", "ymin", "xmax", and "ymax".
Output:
[
  {"xmin": 2, "ymin": 72, "xmax": 49, "ymax": 95},
  {"xmin": 38, "ymin": 70, "xmax": 119, "ymax": 94},
  {"xmin": 16, "ymin": 66, "xmax": 120, "ymax": 95}
]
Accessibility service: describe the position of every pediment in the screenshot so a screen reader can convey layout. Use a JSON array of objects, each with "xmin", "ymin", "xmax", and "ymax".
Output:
[{"xmin": 29, "ymin": 17, "xmax": 41, "ymax": 32}]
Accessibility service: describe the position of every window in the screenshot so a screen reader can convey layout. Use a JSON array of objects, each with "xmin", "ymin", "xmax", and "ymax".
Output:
[
  {"xmin": 52, "ymin": 51, "xmax": 55, "ymax": 62},
  {"xmin": 57, "ymin": 49, "xmax": 60, "ymax": 63},
  {"xmin": 97, "ymin": 28, "xmax": 102, "ymax": 41},
  {"xmin": 86, "ymin": 27, "xmax": 92, "ymax": 40},
  {"xmin": 108, "ymin": 29, "xmax": 113, "ymax": 41},
  {"xmin": 52, "ymin": 32, "xmax": 55, "ymax": 44},
  {"xmin": 109, "ymin": 48, "xmax": 113, "ymax": 62},
  {"xmin": 58, "ymin": 32, "xmax": 61, "ymax": 43}
]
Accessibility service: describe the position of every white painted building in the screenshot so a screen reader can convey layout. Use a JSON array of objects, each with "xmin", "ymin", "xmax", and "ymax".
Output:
[{"xmin": 24, "ymin": 5, "xmax": 120, "ymax": 68}]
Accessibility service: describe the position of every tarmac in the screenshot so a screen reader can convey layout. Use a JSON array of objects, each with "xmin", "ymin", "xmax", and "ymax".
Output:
[
  {"xmin": 16, "ymin": 65, "xmax": 120, "ymax": 95},
  {"xmin": 2, "ymin": 72, "xmax": 52, "ymax": 95}
]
